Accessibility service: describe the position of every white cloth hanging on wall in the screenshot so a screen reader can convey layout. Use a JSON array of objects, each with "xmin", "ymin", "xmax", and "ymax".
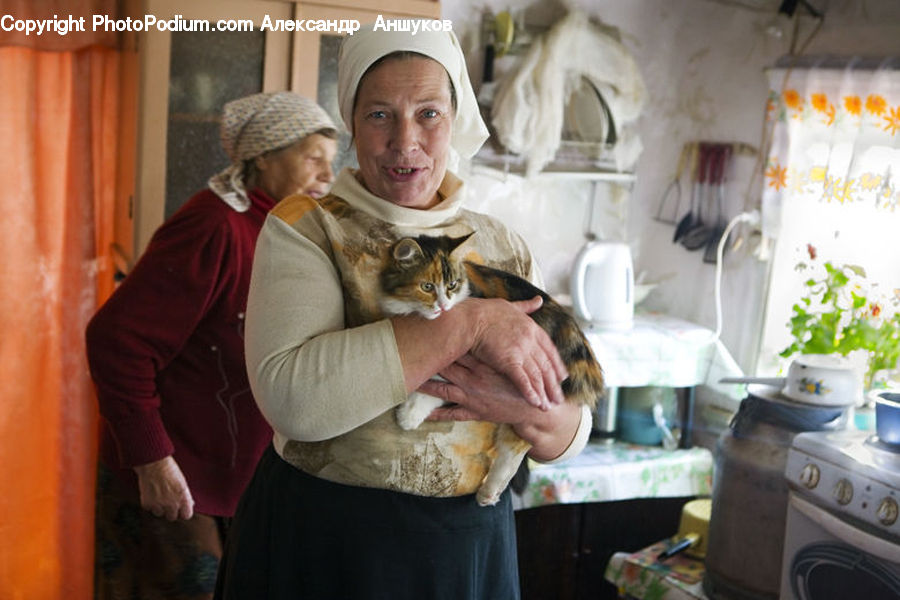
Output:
[{"xmin": 490, "ymin": 11, "xmax": 646, "ymax": 177}]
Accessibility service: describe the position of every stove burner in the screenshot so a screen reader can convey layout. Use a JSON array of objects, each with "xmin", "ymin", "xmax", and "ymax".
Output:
[
  {"xmin": 865, "ymin": 435, "xmax": 900, "ymax": 453},
  {"xmin": 864, "ymin": 435, "xmax": 900, "ymax": 472}
]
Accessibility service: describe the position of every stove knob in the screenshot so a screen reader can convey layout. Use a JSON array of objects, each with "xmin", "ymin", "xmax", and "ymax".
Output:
[
  {"xmin": 799, "ymin": 463, "xmax": 820, "ymax": 489},
  {"xmin": 833, "ymin": 479, "xmax": 853, "ymax": 506},
  {"xmin": 877, "ymin": 497, "xmax": 898, "ymax": 526}
]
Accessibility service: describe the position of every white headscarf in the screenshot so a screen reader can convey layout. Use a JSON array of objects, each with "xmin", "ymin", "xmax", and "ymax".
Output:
[
  {"xmin": 337, "ymin": 22, "xmax": 489, "ymax": 166},
  {"xmin": 208, "ymin": 92, "xmax": 336, "ymax": 211}
]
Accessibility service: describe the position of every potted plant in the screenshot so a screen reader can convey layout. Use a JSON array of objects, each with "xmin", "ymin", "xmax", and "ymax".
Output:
[{"xmin": 780, "ymin": 248, "xmax": 900, "ymax": 392}]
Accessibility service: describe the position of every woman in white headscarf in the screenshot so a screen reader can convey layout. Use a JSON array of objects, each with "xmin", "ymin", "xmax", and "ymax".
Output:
[
  {"xmin": 86, "ymin": 92, "xmax": 336, "ymax": 600},
  {"xmin": 215, "ymin": 25, "xmax": 591, "ymax": 600}
]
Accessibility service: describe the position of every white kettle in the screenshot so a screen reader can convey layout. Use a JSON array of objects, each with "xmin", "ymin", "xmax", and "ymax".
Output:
[{"xmin": 570, "ymin": 241, "xmax": 634, "ymax": 330}]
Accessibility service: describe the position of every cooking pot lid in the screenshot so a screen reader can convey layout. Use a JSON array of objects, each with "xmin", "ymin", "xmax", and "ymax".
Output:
[
  {"xmin": 747, "ymin": 383, "xmax": 852, "ymax": 411},
  {"xmin": 734, "ymin": 384, "xmax": 849, "ymax": 434},
  {"xmin": 746, "ymin": 383, "xmax": 807, "ymax": 407}
]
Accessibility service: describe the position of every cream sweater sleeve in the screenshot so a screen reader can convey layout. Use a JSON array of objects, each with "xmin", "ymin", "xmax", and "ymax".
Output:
[{"xmin": 244, "ymin": 215, "xmax": 408, "ymax": 443}]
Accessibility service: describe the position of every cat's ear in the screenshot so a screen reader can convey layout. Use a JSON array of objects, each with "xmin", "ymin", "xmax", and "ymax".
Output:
[
  {"xmin": 448, "ymin": 232, "xmax": 474, "ymax": 254},
  {"xmin": 392, "ymin": 238, "xmax": 423, "ymax": 263}
]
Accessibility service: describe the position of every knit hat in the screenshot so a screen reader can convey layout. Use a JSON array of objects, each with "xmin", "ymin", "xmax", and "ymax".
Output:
[{"xmin": 209, "ymin": 92, "xmax": 335, "ymax": 210}]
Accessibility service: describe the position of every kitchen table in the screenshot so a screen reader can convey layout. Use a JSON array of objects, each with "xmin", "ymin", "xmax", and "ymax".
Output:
[
  {"xmin": 514, "ymin": 440, "xmax": 713, "ymax": 510},
  {"xmin": 580, "ymin": 311, "xmax": 745, "ymax": 448},
  {"xmin": 581, "ymin": 311, "xmax": 742, "ymax": 389},
  {"xmin": 514, "ymin": 441, "xmax": 713, "ymax": 600},
  {"xmin": 513, "ymin": 312, "xmax": 732, "ymax": 600}
]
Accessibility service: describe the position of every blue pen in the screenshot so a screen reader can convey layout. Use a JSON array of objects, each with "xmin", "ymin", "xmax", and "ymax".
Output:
[{"xmin": 657, "ymin": 533, "xmax": 700, "ymax": 561}]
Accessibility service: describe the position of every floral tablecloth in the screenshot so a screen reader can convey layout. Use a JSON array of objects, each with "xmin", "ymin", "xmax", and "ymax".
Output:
[
  {"xmin": 514, "ymin": 441, "xmax": 713, "ymax": 510},
  {"xmin": 604, "ymin": 540, "xmax": 708, "ymax": 600}
]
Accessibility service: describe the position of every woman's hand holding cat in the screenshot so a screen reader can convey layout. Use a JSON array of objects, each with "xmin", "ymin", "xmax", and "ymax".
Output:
[
  {"xmin": 421, "ymin": 353, "xmax": 525, "ymax": 421},
  {"xmin": 133, "ymin": 455, "xmax": 195, "ymax": 521},
  {"xmin": 421, "ymin": 353, "xmax": 582, "ymax": 461},
  {"xmin": 467, "ymin": 295, "xmax": 567, "ymax": 410},
  {"xmin": 392, "ymin": 295, "xmax": 566, "ymax": 411}
]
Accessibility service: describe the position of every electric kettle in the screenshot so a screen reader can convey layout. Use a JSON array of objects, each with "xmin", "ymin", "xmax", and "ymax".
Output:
[{"xmin": 570, "ymin": 241, "xmax": 634, "ymax": 330}]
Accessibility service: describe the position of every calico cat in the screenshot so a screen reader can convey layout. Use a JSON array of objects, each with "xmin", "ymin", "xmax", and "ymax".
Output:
[{"xmin": 378, "ymin": 233, "xmax": 604, "ymax": 506}]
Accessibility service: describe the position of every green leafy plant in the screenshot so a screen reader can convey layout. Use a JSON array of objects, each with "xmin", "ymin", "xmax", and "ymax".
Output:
[{"xmin": 780, "ymin": 260, "xmax": 900, "ymax": 389}]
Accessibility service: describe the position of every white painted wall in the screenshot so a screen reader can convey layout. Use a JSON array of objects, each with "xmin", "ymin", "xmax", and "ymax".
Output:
[{"xmin": 442, "ymin": 0, "xmax": 900, "ymax": 374}]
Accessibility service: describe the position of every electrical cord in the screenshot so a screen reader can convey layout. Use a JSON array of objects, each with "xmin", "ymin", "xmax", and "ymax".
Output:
[{"xmin": 713, "ymin": 210, "xmax": 761, "ymax": 341}]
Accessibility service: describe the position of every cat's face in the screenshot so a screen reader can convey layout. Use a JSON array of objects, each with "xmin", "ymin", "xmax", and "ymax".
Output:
[{"xmin": 380, "ymin": 235, "xmax": 471, "ymax": 320}]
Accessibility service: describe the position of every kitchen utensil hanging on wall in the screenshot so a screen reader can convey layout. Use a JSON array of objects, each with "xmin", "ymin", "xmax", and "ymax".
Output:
[
  {"xmin": 672, "ymin": 143, "xmax": 707, "ymax": 243},
  {"xmin": 681, "ymin": 143, "xmax": 721, "ymax": 250},
  {"xmin": 654, "ymin": 142, "xmax": 692, "ymax": 224},
  {"xmin": 680, "ymin": 143, "xmax": 719, "ymax": 250},
  {"xmin": 703, "ymin": 144, "xmax": 733, "ymax": 263},
  {"xmin": 667, "ymin": 140, "xmax": 756, "ymax": 260}
]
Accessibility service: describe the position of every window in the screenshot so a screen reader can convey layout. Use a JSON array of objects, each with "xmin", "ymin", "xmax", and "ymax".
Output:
[{"xmin": 756, "ymin": 62, "xmax": 900, "ymax": 378}]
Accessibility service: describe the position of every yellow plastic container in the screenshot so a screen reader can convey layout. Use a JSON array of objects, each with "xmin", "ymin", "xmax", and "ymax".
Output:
[{"xmin": 676, "ymin": 498, "xmax": 711, "ymax": 559}]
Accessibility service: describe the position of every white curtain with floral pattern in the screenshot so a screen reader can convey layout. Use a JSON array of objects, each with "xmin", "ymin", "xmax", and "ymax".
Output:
[{"xmin": 756, "ymin": 63, "xmax": 900, "ymax": 377}]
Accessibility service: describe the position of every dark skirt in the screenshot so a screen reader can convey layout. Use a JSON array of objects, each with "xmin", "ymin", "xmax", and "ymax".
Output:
[{"xmin": 214, "ymin": 445, "xmax": 520, "ymax": 600}]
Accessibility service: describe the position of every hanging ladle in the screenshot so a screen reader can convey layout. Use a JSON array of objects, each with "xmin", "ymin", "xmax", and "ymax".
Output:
[
  {"xmin": 654, "ymin": 142, "xmax": 691, "ymax": 224},
  {"xmin": 672, "ymin": 143, "xmax": 704, "ymax": 243},
  {"xmin": 704, "ymin": 144, "xmax": 733, "ymax": 263},
  {"xmin": 682, "ymin": 144, "xmax": 722, "ymax": 251},
  {"xmin": 672, "ymin": 142, "xmax": 709, "ymax": 244}
]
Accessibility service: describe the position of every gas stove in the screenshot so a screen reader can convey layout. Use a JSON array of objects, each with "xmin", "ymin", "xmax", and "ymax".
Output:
[
  {"xmin": 781, "ymin": 430, "xmax": 900, "ymax": 599},
  {"xmin": 785, "ymin": 429, "xmax": 900, "ymax": 540}
]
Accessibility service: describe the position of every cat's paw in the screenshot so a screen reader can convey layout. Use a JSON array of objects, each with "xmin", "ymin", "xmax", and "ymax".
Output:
[
  {"xmin": 395, "ymin": 392, "xmax": 445, "ymax": 431},
  {"xmin": 395, "ymin": 402, "xmax": 428, "ymax": 430},
  {"xmin": 476, "ymin": 487, "xmax": 502, "ymax": 507}
]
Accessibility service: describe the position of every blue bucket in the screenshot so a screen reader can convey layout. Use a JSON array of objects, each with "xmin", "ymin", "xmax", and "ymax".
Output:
[
  {"xmin": 874, "ymin": 392, "xmax": 900, "ymax": 446},
  {"xmin": 617, "ymin": 408, "xmax": 664, "ymax": 445}
]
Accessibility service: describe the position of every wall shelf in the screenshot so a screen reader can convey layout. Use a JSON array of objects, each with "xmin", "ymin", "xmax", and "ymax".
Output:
[
  {"xmin": 470, "ymin": 162, "xmax": 635, "ymax": 183},
  {"xmin": 470, "ymin": 141, "xmax": 635, "ymax": 183}
]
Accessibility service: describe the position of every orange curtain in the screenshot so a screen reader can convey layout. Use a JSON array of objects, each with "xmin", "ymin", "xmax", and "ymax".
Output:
[{"xmin": 0, "ymin": 44, "xmax": 119, "ymax": 600}]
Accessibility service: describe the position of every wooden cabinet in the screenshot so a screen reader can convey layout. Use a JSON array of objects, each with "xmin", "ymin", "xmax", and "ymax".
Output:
[
  {"xmin": 516, "ymin": 497, "xmax": 693, "ymax": 600},
  {"xmin": 113, "ymin": 0, "xmax": 439, "ymax": 273}
]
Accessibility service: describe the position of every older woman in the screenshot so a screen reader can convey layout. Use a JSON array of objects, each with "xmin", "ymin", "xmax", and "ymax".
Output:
[
  {"xmin": 86, "ymin": 92, "xmax": 336, "ymax": 599},
  {"xmin": 215, "ymin": 27, "xmax": 591, "ymax": 600}
]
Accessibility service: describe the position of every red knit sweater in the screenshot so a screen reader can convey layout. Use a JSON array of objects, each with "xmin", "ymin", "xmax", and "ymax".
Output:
[{"xmin": 86, "ymin": 188, "xmax": 275, "ymax": 516}]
